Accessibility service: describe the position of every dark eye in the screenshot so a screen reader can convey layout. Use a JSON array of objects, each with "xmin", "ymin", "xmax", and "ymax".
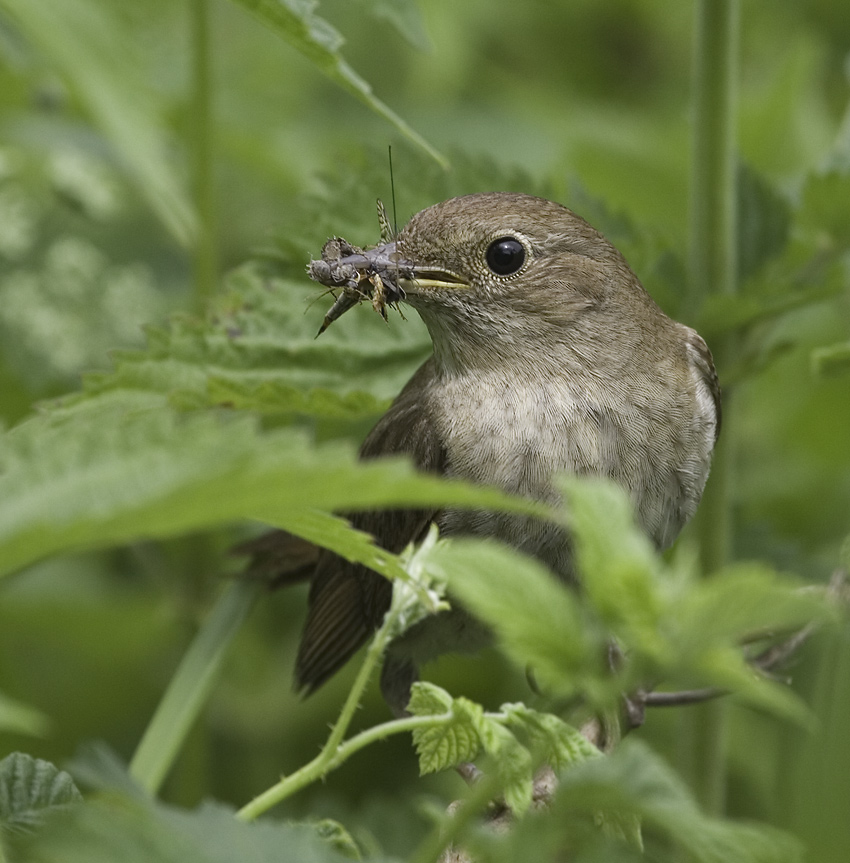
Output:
[{"xmin": 485, "ymin": 237, "xmax": 526, "ymax": 276}]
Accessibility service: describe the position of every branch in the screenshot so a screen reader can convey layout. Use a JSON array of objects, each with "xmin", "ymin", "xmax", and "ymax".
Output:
[{"xmin": 624, "ymin": 569, "xmax": 849, "ymax": 729}]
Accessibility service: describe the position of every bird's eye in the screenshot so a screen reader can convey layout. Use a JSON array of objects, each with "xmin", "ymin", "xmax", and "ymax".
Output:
[{"xmin": 485, "ymin": 237, "xmax": 526, "ymax": 276}]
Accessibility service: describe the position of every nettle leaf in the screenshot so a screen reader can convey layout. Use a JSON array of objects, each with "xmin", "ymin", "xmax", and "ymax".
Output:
[
  {"xmin": 227, "ymin": 0, "xmax": 446, "ymax": 167},
  {"xmin": 477, "ymin": 718, "xmax": 534, "ymax": 815},
  {"xmin": 501, "ymin": 704, "xmax": 600, "ymax": 772},
  {"xmin": 554, "ymin": 741, "xmax": 802, "ymax": 863},
  {"xmin": 665, "ymin": 562, "xmax": 827, "ymax": 723},
  {"xmin": 67, "ymin": 265, "xmax": 431, "ymax": 420},
  {"xmin": 737, "ymin": 161, "xmax": 792, "ymax": 282},
  {"xmin": 424, "ymin": 538, "xmax": 605, "ymax": 701},
  {"xmin": 15, "ymin": 795, "xmax": 364, "ymax": 863},
  {"xmin": 0, "ymin": 0, "xmax": 194, "ymax": 244},
  {"xmin": 408, "ymin": 682, "xmax": 483, "ymax": 774},
  {"xmin": 561, "ymin": 477, "xmax": 668, "ymax": 662},
  {"xmin": 408, "ymin": 684, "xmax": 535, "ymax": 814},
  {"xmin": 0, "ymin": 752, "xmax": 82, "ymax": 832},
  {"xmin": 0, "ymin": 406, "xmax": 548, "ymax": 579}
]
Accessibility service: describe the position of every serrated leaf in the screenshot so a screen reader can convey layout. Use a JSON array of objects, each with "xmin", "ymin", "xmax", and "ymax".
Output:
[
  {"xmin": 227, "ymin": 0, "xmax": 446, "ymax": 167},
  {"xmin": 0, "ymin": 407, "xmax": 548, "ymax": 579},
  {"xmin": 561, "ymin": 477, "xmax": 667, "ymax": 661},
  {"xmin": 0, "ymin": 0, "xmax": 195, "ymax": 244},
  {"xmin": 476, "ymin": 716, "xmax": 533, "ymax": 815},
  {"xmin": 0, "ymin": 753, "xmax": 82, "ymax": 831},
  {"xmin": 407, "ymin": 681, "xmax": 454, "ymax": 716},
  {"xmin": 409, "ymin": 684, "xmax": 483, "ymax": 775},
  {"xmin": 554, "ymin": 740, "xmax": 802, "ymax": 863},
  {"xmin": 65, "ymin": 266, "xmax": 431, "ymax": 420},
  {"xmin": 424, "ymin": 538, "xmax": 603, "ymax": 702},
  {"xmin": 501, "ymin": 704, "xmax": 600, "ymax": 772},
  {"xmin": 14, "ymin": 795, "xmax": 364, "ymax": 863}
]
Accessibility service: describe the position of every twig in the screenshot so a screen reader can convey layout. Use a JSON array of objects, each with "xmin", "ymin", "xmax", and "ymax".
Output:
[{"xmin": 623, "ymin": 569, "xmax": 849, "ymax": 729}]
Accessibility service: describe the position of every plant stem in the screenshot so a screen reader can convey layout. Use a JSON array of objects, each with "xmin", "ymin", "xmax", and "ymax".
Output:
[
  {"xmin": 685, "ymin": 0, "xmax": 740, "ymax": 816},
  {"xmin": 129, "ymin": 579, "xmax": 260, "ymax": 795},
  {"xmin": 190, "ymin": 0, "xmax": 218, "ymax": 312},
  {"xmin": 236, "ymin": 605, "xmax": 395, "ymax": 821}
]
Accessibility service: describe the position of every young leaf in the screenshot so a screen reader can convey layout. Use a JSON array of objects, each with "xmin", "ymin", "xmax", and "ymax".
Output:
[
  {"xmin": 500, "ymin": 703, "xmax": 600, "ymax": 772},
  {"xmin": 476, "ymin": 717, "xmax": 534, "ymax": 815},
  {"xmin": 560, "ymin": 476, "xmax": 668, "ymax": 662},
  {"xmin": 408, "ymin": 683, "xmax": 534, "ymax": 814},
  {"xmin": 424, "ymin": 537, "xmax": 604, "ymax": 702},
  {"xmin": 408, "ymin": 682, "xmax": 482, "ymax": 774},
  {"xmin": 0, "ymin": 752, "xmax": 82, "ymax": 831}
]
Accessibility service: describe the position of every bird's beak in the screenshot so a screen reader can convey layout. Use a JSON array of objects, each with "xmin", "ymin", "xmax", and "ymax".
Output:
[
  {"xmin": 348, "ymin": 241, "xmax": 469, "ymax": 293},
  {"xmin": 310, "ymin": 239, "xmax": 468, "ymax": 335}
]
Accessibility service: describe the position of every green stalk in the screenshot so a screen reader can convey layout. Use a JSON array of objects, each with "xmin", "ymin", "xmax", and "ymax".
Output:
[
  {"xmin": 190, "ymin": 0, "xmax": 218, "ymax": 311},
  {"xmin": 685, "ymin": 0, "xmax": 740, "ymax": 816},
  {"xmin": 129, "ymin": 579, "xmax": 260, "ymax": 795},
  {"xmin": 236, "ymin": 608, "xmax": 397, "ymax": 821}
]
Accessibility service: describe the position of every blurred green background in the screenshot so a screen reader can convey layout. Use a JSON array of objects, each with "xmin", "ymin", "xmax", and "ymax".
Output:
[{"xmin": 0, "ymin": 0, "xmax": 849, "ymax": 858}]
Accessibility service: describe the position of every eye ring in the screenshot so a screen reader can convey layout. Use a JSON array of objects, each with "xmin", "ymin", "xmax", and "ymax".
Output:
[{"xmin": 485, "ymin": 236, "xmax": 527, "ymax": 276}]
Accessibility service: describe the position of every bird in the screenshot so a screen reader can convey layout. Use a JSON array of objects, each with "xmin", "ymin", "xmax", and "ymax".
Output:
[{"xmin": 241, "ymin": 192, "xmax": 720, "ymax": 716}]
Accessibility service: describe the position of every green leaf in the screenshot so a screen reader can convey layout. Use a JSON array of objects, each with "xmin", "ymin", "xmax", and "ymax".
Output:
[
  {"xmin": 501, "ymin": 704, "xmax": 600, "ymax": 772},
  {"xmin": 424, "ymin": 538, "xmax": 604, "ymax": 702},
  {"xmin": 68, "ymin": 265, "xmax": 431, "ymax": 419},
  {"xmin": 561, "ymin": 476, "xmax": 667, "ymax": 662},
  {"xmin": 0, "ymin": 0, "xmax": 195, "ymax": 244},
  {"xmin": 408, "ymin": 684, "xmax": 534, "ymax": 814},
  {"xmin": 15, "ymin": 795, "xmax": 366, "ymax": 863},
  {"xmin": 408, "ymin": 682, "xmax": 483, "ymax": 774},
  {"xmin": 352, "ymin": 0, "xmax": 431, "ymax": 50},
  {"xmin": 227, "ymin": 0, "xmax": 447, "ymax": 168},
  {"xmin": 554, "ymin": 740, "xmax": 802, "ymax": 863},
  {"xmin": 306, "ymin": 819, "xmax": 362, "ymax": 861},
  {"xmin": 0, "ymin": 692, "xmax": 50, "ymax": 737},
  {"xmin": 476, "ymin": 717, "xmax": 533, "ymax": 815},
  {"xmin": 204, "ymin": 377, "xmax": 391, "ymax": 418},
  {"xmin": 0, "ymin": 406, "xmax": 549, "ymax": 579},
  {"xmin": 737, "ymin": 161, "xmax": 791, "ymax": 282},
  {"xmin": 0, "ymin": 752, "xmax": 82, "ymax": 831}
]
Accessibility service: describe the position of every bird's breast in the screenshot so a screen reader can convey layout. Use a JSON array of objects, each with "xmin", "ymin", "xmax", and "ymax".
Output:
[
  {"xmin": 429, "ymin": 372, "xmax": 619, "ymax": 498},
  {"xmin": 426, "ymin": 366, "xmax": 711, "ymax": 558}
]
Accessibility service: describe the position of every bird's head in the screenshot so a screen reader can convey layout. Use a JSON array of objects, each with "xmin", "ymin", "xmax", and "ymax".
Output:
[{"xmin": 389, "ymin": 193, "xmax": 664, "ymax": 374}]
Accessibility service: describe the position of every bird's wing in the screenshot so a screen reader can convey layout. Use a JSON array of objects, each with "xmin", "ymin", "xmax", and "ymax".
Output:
[
  {"xmin": 241, "ymin": 358, "xmax": 447, "ymax": 693},
  {"xmin": 684, "ymin": 327, "xmax": 722, "ymax": 442}
]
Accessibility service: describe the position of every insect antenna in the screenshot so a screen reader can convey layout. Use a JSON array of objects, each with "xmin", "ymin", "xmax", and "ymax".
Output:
[{"xmin": 388, "ymin": 144, "xmax": 398, "ymax": 237}]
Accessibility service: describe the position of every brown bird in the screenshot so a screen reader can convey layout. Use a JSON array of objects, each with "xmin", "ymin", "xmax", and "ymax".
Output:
[{"xmin": 243, "ymin": 193, "xmax": 720, "ymax": 715}]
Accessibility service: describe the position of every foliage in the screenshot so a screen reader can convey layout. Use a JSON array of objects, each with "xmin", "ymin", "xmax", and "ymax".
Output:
[{"xmin": 0, "ymin": 0, "xmax": 849, "ymax": 862}]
